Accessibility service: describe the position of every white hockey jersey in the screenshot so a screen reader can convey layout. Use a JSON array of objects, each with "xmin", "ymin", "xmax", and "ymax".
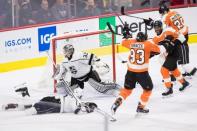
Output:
[{"xmin": 58, "ymin": 52, "xmax": 97, "ymax": 79}]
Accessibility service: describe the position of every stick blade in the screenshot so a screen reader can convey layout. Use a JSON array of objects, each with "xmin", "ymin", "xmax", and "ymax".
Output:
[{"xmin": 121, "ymin": 6, "xmax": 125, "ymax": 15}]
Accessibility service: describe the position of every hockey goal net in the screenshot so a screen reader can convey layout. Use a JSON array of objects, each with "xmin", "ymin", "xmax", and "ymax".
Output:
[{"xmin": 43, "ymin": 30, "xmax": 117, "ymax": 93}]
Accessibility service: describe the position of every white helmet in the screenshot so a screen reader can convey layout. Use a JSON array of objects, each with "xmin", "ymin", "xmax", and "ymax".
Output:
[{"xmin": 63, "ymin": 44, "xmax": 74, "ymax": 58}]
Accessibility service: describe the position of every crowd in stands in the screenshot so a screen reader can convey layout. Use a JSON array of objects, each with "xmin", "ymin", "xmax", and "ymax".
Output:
[{"xmin": 0, "ymin": 0, "xmax": 196, "ymax": 30}]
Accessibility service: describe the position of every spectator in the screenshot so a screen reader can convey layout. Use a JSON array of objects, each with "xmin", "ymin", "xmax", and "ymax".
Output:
[
  {"xmin": 33, "ymin": 0, "xmax": 54, "ymax": 24},
  {"xmin": 29, "ymin": 0, "xmax": 41, "ymax": 11},
  {"xmin": 51, "ymin": 0, "xmax": 69, "ymax": 21},
  {"xmin": 149, "ymin": 0, "xmax": 162, "ymax": 8},
  {"xmin": 19, "ymin": 0, "xmax": 36, "ymax": 26},
  {"xmin": 3, "ymin": 0, "xmax": 13, "ymax": 28},
  {"xmin": 0, "ymin": 0, "xmax": 7, "ymax": 29},
  {"xmin": 101, "ymin": 0, "xmax": 114, "ymax": 14},
  {"xmin": 78, "ymin": 0, "xmax": 101, "ymax": 17},
  {"xmin": 76, "ymin": 0, "xmax": 87, "ymax": 15},
  {"xmin": 113, "ymin": 0, "xmax": 133, "ymax": 11}
]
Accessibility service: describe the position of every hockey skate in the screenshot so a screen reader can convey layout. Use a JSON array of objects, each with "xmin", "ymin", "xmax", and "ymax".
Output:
[
  {"xmin": 111, "ymin": 97, "xmax": 122, "ymax": 115},
  {"xmin": 162, "ymin": 87, "xmax": 173, "ymax": 97},
  {"xmin": 2, "ymin": 103, "xmax": 18, "ymax": 110},
  {"xmin": 136, "ymin": 102, "xmax": 149, "ymax": 113},
  {"xmin": 15, "ymin": 87, "xmax": 30, "ymax": 97},
  {"xmin": 179, "ymin": 81, "xmax": 190, "ymax": 91}
]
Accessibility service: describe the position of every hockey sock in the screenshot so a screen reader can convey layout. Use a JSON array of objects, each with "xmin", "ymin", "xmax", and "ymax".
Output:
[
  {"xmin": 119, "ymin": 88, "xmax": 132, "ymax": 100},
  {"xmin": 140, "ymin": 90, "xmax": 152, "ymax": 107}
]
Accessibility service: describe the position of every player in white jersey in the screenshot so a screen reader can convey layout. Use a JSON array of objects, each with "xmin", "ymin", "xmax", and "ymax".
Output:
[
  {"xmin": 54, "ymin": 44, "xmax": 121, "ymax": 96},
  {"xmin": 2, "ymin": 85, "xmax": 97, "ymax": 114}
]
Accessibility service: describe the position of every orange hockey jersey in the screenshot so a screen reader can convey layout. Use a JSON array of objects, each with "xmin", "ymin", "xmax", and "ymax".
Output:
[
  {"xmin": 162, "ymin": 10, "xmax": 188, "ymax": 35},
  {"xmin": 122, "ymin": 39, "xmax": 162, "ymax": 73},
  {"xmin": 153, "ymin": 27, "xmax": 180, "ymax": 45}
]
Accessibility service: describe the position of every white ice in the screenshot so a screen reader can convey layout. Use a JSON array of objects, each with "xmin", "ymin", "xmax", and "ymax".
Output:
[{"xmin": 0, "ymin": 45, "xmax": 197, "ymax": 131}]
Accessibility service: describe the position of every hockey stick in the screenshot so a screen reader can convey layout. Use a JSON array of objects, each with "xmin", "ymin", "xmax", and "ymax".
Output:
[
  {"xmin": 94, "ymin": 107, "xmax": 117, "ymax": 122},
  {"xmin": 121, "ymin": 6, "xmax": 145, "ymax": 20},
  {"xmin": 116, "ymin": 44, "xmax": 127, "ymax": 64},
  {"xmin": 117, "ymin": 52, "xmax": 127, "ymax": 63},
  {"xmin": 106, "ymin": 22, "xmax": 122, "ymax": 36},
  {"xmin": 106, "ymin": 22, "xmax": 127, "ymax": 63}
]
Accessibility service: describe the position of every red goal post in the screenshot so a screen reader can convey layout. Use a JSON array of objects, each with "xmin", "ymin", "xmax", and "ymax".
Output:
[{"xmin": 50, "ymin": 30, "xmax": 116, "ymax": 93}]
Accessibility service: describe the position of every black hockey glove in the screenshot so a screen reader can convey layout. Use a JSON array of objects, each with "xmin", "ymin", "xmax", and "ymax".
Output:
[
  {"xmin": 122, "ymin": 22, "xmax": 132, "ymax": 39},
  {"xmin": 143, "ymin": 18, "xmax": 154, "ymax": 26},
  {"xmin": 74, "ymin": 102, "xmax": 97, "ymax": 114},
  {"xmin": 84, "ymin": 102, "xmax": 97, "ymax": 113}
]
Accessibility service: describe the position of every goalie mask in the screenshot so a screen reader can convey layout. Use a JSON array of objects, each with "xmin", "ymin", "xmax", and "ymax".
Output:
[
  {"xmin": 63, "ymin": 44, "xmax": 74, "ymax": 59},
  {"xmin": 153, "ymin": 20, "xmax": 163, "ymax": 35}
]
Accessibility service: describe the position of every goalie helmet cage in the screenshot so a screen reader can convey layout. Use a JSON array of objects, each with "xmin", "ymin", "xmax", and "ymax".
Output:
[{"xmin": 50, "ymin": 30, "xmax": 116, "ymax": 93}]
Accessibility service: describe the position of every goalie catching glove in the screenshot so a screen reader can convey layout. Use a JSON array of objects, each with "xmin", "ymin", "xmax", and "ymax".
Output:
[{"xmin": 93, "ymin": 60, "xmax": 110, "ymax": 76}]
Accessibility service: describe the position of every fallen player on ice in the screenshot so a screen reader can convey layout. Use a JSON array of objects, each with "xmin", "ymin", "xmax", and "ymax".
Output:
[{"xmin": 2, "ymin": 86, "xmax": 98, "ymax": 115}]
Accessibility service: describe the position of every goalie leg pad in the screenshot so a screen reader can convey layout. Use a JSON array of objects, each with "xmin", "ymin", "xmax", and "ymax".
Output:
[
  {"xmin": 88, "ymin": 78, "xmax": 121, "ymax": 96},
  {"xmin": 56, "ymin": 80, "xmax": 79, "ymax": 96}
]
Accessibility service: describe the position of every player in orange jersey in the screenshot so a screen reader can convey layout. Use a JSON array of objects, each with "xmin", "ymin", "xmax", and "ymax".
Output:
[
  {"xmin": 159, "ymin": 3, "xmax": 197, "ymax": 77},
  {"xmin": 153, "ymin": 20, "xmax": 190, "ymax": 97},
  {"xmin": 111, "ymin": 32, "xmax": 170, "ymax": 114}
]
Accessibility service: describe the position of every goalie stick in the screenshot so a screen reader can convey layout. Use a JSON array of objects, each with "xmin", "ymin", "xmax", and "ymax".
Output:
[
  {"xmin": 94, "ymin": 107, "xmax": 117, "ymax": 122},
  {"xmin": 45, "ymin": 49, "xmax": 117, "ymax": 121}
]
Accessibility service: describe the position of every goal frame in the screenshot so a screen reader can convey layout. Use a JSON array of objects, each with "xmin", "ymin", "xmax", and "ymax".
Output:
[{"xmin": 51, "ymin": 30, "xmax": 116, "ymax": 93}]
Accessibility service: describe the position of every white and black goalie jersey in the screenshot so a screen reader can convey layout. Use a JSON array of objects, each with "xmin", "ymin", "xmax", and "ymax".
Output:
[{"xmin": 61, "ymin": 52, "xmax": 96, "ymax": 79}]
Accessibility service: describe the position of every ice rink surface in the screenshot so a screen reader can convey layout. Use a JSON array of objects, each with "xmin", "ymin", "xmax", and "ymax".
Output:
[{"xmin": 0, "ymin": 44, "xmax": 197, "ymax": 131}]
